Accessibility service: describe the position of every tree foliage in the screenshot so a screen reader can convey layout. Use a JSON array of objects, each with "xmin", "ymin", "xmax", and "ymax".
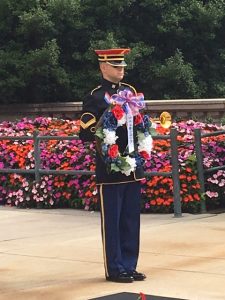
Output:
[{"xmin": 0, "ymin": 0, "xmax": 225, "ymax": 103}]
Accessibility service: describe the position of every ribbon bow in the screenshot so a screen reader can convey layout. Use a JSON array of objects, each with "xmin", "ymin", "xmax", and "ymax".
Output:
[
  {"xmin": 104, "ymin": 89, "xmax": 145, "ymax": 154},
  {"xmin": 104, "ymin": 89, "xmax": 145, "ymax": 116}
]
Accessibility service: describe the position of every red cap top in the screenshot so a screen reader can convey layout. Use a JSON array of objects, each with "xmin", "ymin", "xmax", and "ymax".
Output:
[
  {"xmin": 94, "ymin": 48, "xmax": 130, "ymax": 66},
  {"xmin": 94, "ymin": 48, "xmax": 130, "ymax": 56}
]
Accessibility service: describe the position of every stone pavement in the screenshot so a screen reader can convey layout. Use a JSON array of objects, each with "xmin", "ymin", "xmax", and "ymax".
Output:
[{"xmin": 0, "ymin": 206, "xmax": 225, "ymax": 300}]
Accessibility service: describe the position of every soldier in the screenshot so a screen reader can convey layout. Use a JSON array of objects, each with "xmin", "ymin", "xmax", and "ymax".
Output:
[{"xmin": 79, "ymin": 48, "xmax": 146, "ymax": 283}]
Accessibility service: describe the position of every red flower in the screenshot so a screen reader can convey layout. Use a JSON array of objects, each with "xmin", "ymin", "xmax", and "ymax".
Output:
[
  {"xmin": 134, "ymin": 113, "xmax": 143, "ymax": 125},
  {"xmin": 140, "ymin": 150, "xmax": 150, "ymax": 159},
  {"xmin": 108, "ymin": 144, "xmax": 119, "ymax": 158},
  {"xmin": 111, "ymin": 105, "xmax": 124, "ymax": 120},
  {"xmin": 138, "ymin": 292, "xmax": 146, "ymax": 300}
]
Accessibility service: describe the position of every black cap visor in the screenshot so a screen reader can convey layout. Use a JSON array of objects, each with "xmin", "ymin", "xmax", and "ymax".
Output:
[{"xmin": 106, "ymin": 60, "xmax": 127, "ymax": 67}]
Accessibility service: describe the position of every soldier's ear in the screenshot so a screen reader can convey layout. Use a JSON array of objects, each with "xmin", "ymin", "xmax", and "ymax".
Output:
[{"xmin": 99, "ymin": 62, "xmax": 106, "ymax": 73}]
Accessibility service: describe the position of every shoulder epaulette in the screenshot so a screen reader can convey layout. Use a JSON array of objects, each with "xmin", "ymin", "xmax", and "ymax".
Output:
[
  {"xmin": 91, "ymin": 85, "xmax": 102, "ymax": 95},
  {"xmin": 121, "ymin": 82, "xmax": 137, "ymax": 95}
]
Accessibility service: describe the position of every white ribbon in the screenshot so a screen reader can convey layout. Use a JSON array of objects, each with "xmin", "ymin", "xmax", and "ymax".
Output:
[{"xmin": 125, "ymin": 104, "xmax": 134, "ymax": 153}]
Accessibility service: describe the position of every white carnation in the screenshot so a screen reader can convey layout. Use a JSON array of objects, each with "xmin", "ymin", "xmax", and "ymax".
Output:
[
  {"xmin": 138, "ymin": 135, "xmax": 153, "ymax": 154},
  {"xmin": 121, "ymin": 156, "xmax": 137, "ymax": 176},
  {"xmin": 103, "ymin": 129, "xmax": 118, "ymax": 145}
]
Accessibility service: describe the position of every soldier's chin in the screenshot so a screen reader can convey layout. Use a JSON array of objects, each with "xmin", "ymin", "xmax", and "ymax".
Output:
[{"xmin": 117, "ymin": 74, "xmax": 124, "ymax": 80}]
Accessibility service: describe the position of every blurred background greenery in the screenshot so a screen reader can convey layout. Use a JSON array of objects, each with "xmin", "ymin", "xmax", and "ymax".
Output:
[{"xmin": 1, "ymin": 0, "xmax": 225, "ymax": 103}]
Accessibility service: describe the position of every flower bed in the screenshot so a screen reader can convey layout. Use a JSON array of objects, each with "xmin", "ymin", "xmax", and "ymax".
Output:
[{"xmin": 0, "ymin": 117, "xmax": 224, "ymax": 213}]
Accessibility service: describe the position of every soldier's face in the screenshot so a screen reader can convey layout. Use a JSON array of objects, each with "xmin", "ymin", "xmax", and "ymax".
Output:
[{"xmin": 100, "ymin": 63, "xmax": 125, "ymax": 83}]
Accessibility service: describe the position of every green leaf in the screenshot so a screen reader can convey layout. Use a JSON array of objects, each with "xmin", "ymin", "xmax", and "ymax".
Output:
[
  {"xmin": 150, "ymin": 127, "xmax": 157, "ymax": 136},
  {"xmin": 110, "ymin": 163, "xmax": 121, "ymax": 173},
  {"xmin": 95, "ymin": 128, "xmax": 104, "ymax": 139},
  {"xmin": 187, "ymin": 154, "xmax": 197, "ymax": 162}
]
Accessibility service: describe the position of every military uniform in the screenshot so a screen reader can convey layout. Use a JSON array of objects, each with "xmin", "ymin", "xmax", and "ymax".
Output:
[{"xmin": 79, "ymin": 48, "xmax": 146, "ymax": 283}]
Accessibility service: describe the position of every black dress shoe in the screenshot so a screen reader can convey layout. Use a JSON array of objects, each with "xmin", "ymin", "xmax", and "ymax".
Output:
[
  {"xmin": 106, "ymin": 272, "xmax": 134, "ymax": 283},
  {"xmin": 129, "ymin": 270, "xmax": 146, "ymax": 281}
]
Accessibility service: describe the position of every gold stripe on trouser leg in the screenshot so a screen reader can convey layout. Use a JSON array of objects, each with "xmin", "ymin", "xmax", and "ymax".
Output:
[{"xmin": 99, "ymin": 184, "xmax": 109, "ymax": 277}]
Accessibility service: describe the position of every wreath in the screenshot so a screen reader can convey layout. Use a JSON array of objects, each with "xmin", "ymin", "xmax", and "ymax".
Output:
[{"xmin": 95, "ymin": 89, "xmax": 154, "ymax": 176}]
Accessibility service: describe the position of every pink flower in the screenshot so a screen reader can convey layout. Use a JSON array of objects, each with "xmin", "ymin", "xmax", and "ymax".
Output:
[{"xmin": 206, "ymin": 191, "xmax": 219, "ymax": 198}]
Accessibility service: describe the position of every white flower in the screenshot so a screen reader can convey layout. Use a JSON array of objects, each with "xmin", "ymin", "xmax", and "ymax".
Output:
[
  {"xmin": 121, "ymin": 169, "xmax": 132, "ymax": 176},
  {"xmin": 117, "ymin": 114, "xmax": 126, "ymax": 126},
  {"xmin": 103, "ymin": 129, "xmax": 118, "ymax": 145},
  {"xmin": 121, "ymin": 156, "xmax": 137, "ymax": 176},
  {"xmin": 151, "ymin": 122, "xmax": 157, "ymax": 129},
  {"xmin": 27, "ymin": 151, "xmax": 33, "ymax": 158},
  {"xmin": 92, "ymin": 189, "xmax": 98, "ymax": 195},
  {"xmin": 138, "ymin": 135, "xmax": 153, "ymax": 154}
]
